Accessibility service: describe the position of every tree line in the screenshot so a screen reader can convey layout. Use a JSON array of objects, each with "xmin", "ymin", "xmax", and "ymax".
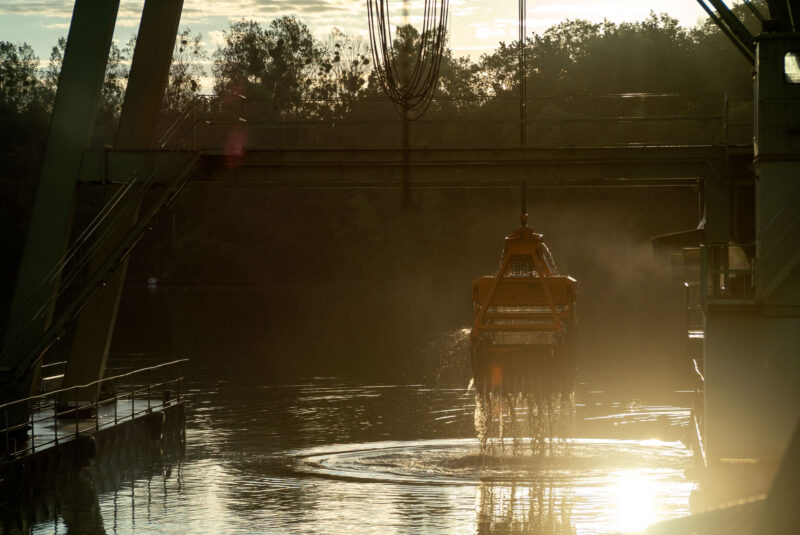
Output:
[
  {"xmin": 0, "ymin": 6, "xmax": 760, "ymax": 310},
  {"xmin": 1, "ymin": 7, "xmax": 759, "ymax": 148}
]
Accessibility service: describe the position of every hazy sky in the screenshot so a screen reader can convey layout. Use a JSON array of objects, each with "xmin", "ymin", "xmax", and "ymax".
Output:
[
  {"xmin": 0, "ymin": 0, "xmax": 711, "ymax": 92},
  {"xmin": 0, "ymin": 0, "xmax": 711, "ymax": 54}
]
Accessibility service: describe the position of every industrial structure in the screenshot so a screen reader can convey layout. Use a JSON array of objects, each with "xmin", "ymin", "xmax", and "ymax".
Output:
[
  {"xmin": 0, "ymin": 1, "xmax": 798, "ymax": 523},
  {"xmin": 680, "ymin": 1, "xmax": 800, "ymax": 499},
  {"xmin": 1, "ymin": 0, "xmax": 192, "ymax": 466},
  {"xmin": 469, "ymin": 203, "xmax": 577, "ymax": 396}
]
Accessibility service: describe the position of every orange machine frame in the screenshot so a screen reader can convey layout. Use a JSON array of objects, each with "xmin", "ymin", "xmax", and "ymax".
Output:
[{"xmin": 470, "ymin": 213, "xmax": 577, "ymax": 390}]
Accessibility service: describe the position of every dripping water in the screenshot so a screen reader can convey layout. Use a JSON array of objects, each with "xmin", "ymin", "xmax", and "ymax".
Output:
[{"xmin": 474, "ymin": 377, "xmax": 575, "ymax": 455}]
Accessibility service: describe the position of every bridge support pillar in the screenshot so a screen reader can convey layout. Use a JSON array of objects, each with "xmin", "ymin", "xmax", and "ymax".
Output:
[
  {"xmin": 60, "ymin": 0, "xmax": 185, "ymax": 404},
  {"xmin": 0, "ymin": 0, "xmax": 120, "ymax": 421}
]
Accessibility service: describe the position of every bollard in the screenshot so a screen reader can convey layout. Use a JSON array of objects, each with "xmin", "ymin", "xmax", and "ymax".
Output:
[
  {"xmin": 177, "ymin": 362, "xmax": 183, "ymax": 401},
  {"xmin": 30, "ymin": 404, "xmax": 35, "ymax": 454},
  {"xmin": 53, "ymin": 400, "xmax": 58, "ymax": 445},
  {"xmin": 147, "ymin": 369, "xmax": 151, "ymax": 413},
  {"xmin": 75, "ymin": 387, "xmax": 79, "ymax": 436}
]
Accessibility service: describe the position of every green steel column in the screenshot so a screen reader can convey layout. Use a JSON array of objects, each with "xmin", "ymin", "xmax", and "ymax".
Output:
[
  {"xmin": 705, "ymin": 35, "xmax": 800, "ymax": 465},
  {"xmin": 116, "ymin": 0, "xmax": 185, "ymax": 149},
  {"xmin": 750, "ymin": 35, "xmax": 800, "ymax": 459},
  {"xmin": 0, "ymin": 1, "xmax": 120, "ymax": 410},
  {"xmin": 60, "ymin": 0, "xmax": 185, "ymax": 403}
]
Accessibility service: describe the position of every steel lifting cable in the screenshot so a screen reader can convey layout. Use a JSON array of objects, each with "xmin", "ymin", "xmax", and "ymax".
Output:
[
  {"xmin": 518, "ymin": 0, "xmax": 527, "ymax": 145},
  {"xmin": 366, "ymin": 0, "xmax": 449, "ymax": 119}
]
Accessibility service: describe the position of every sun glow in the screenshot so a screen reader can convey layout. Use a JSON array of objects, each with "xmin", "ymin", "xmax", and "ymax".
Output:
[{"xmin": 614, "ymin": 472, "xmax": 658, "ymax": 533}]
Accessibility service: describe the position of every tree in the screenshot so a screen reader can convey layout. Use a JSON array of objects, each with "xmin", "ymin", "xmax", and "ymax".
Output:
[
  {"xmin": 0, "ymin": 42, "xmax": 51, "ymax": 321},
  {"xmin": 212, "ymin": 17, "xmax": 320, "ymax": 105},
  {"xmin": 43, "ymin": 37, "xmax": 66, "ymax": 102},
  {"xmin": 0, "ymin": 42, "xmax": 50, "ymax": 176},
  {"xmin": 319, "ymin": 29, "xmax": 371, "ymax": 97},
  {"xmin": 45, "ymin": 35, "xmax": 131, "ymax": 146},
  {"xmin": 0, "ymin": 42, "xmax": 41, "ymax": 115},
  {"xmin": 93, "ymin": 39, "xmax": 131, "ymax": 145},
  {"xmin": 163, "ymin": 28, "xmax": 207, "ymax": 113},
  {"xmin": 563, "ymin": 13, "xmax": 697, "ymax": 94}
]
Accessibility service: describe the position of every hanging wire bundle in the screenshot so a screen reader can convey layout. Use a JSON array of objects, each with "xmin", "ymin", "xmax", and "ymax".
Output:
[{"xmin": 366, "ymin": 0, "xmax": 449, "ymax": 119}]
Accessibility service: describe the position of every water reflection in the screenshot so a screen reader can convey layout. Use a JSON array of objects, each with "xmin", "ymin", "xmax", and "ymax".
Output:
[
  {"xmin": 2, "ymin": 378, "xmax": 696, "ymax": 534},
  {"xmin": 476, "ymin": 482, "xmax": 574, "ymax": 534},
  {"xmin": 475, "ymin": 462, "xmax": 690, "ymax": 535},
  {"xmin": 1, "ymin": 437, "xmax": 184, "ymax": 535},
  {"xmin": 293, "ymin": 436, "xmax": 692, "ymax": 533}
]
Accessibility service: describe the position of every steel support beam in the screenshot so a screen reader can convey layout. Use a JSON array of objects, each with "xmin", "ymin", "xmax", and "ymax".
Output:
[
  {"xmin": 697, "ymin": 0, "xmax": 756, "ymax": 64},
  {"xmin": 60, "ymin": 0, "xmax": 184, "ymax": 404},
  {"xmin": 195, "ymin": 145, "xmax": 729, "ymax": 187},
  {"xmin": 0, "ymin": 0, "xmax": 120, "ymax": 418},
  {"xmin": 74, "ymin": 145, "xmax": 741, "ymax": 187}
]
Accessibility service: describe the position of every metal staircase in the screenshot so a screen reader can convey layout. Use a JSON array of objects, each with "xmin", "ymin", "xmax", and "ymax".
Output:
[{"xmin": 0, "ymin": 103, "xmax": 200, "ymax": 390}]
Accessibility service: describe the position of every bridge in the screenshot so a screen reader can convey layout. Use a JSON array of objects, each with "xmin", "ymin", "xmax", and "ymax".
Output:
[{"xmin": 76, "ymin": 93, "xmax": 754, "ymax": 187}]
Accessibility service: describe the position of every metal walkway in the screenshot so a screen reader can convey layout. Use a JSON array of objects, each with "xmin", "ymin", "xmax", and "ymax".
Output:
[
  {"xmin": 2, "ymin": 360, "xmax": 186, "ymax": 460},
  {"xmin": 76, "ymin": 93, "xmax": 754, "ymax": 188}
]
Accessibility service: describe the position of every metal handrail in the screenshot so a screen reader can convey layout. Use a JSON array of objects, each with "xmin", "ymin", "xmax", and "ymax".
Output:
[
  {"xmin": 0, "ymin": 358, "xmax": 187, "ymax": 411},
  {"xmin": 2, "ymin": 359, "xmax": 186, "ymax": 459},
  {"xmin": 197, "ymin": 91, "xmax": 735, "ymax": 102},
  {"xmin": 201, "ymin": 114, "xmax": 728, "ymax": 126}
]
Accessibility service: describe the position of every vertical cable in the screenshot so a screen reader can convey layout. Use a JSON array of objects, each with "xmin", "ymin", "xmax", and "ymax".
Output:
[{"xmin": 518, "ymin": 0, "xmax": 527, "ymax": 145}]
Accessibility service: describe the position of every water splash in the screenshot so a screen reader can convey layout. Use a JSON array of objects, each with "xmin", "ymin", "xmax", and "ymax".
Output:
[
  {"xmin": 474, "ymin": 381, "xmax": 575, "ymax": 455},
  {"xmin": 411, "ymin": 327, "xmax": 473, "ymax": 385}
]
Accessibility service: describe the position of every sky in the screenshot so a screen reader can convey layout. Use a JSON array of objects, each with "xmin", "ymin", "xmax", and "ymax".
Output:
[{"xmin": 0, "ymin": 0, "xmax": 711, "ymax": 91}]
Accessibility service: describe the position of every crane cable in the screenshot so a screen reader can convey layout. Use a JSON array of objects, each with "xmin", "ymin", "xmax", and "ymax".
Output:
[
  {"xmin": 518, "ymin": 0, "xmax": 527, "ymax": 145},
  {"xmin": 366, "ymin": 0, "xmax": 449, "ymax": 119}
]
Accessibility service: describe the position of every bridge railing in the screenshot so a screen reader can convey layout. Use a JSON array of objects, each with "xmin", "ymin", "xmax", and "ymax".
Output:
[
  {"xmin": 1, "ymin": 359, "xmax": 186, "ymax": 460},
  {"xmin": 161, "ymin": 93, "xmax": 753, "ymax": 151}
]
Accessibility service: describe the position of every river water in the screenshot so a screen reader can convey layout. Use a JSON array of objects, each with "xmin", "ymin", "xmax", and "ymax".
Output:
[{"xmin": 6, "ymin": 370, "xmax": 697, "ymax": 535}]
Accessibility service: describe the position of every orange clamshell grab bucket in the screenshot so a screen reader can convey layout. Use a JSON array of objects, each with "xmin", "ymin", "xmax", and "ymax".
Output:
[{"xmin": 469, "ymin": 213, "xmax": 577, "ymax": 395}]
